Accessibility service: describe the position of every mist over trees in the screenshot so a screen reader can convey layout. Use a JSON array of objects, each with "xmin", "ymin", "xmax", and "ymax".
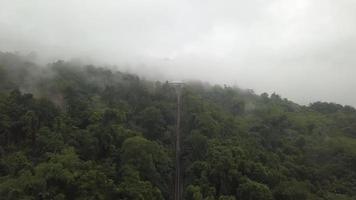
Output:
[{"xmin": 0, "ymin": 52, "xmax": 356, "ymax": 200}]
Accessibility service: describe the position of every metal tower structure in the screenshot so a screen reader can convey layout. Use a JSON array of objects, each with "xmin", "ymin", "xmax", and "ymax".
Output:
[{"xmin": 169, "ymin": 81, "xmax": 184, "ymax": 200}]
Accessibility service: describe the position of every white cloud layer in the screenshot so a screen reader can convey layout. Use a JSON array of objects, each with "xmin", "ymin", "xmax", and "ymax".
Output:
[{"xmin": 1, "ymin": 0, "xmax": 356, "ymax": 106}]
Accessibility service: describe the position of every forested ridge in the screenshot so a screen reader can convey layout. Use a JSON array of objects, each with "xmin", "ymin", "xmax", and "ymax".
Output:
[{"xmin": 0, "ymin": 52, "xmax": 356, "ymax": 200}]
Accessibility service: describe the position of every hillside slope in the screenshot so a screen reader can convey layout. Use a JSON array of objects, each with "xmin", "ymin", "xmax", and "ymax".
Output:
[{"xmin": 0, "ymin": 52, "xmax": 356, "ymax": 200}]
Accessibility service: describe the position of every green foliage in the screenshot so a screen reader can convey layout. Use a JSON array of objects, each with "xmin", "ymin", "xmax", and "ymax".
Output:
[
  {"xmin": 121, "ymin": 136, "xmax": 172, "ymax": 198},
  {"xmin": 237, "ymin": 179, "xmax": 273, "ymax": 200},
  {"xmin": 0, "ymin": 152, "xmax": 32, "ymax": 176},
  {"xmin": 0, "ymin": 148, "xmax": 116, "ymax": 199},
  {"xmin": 184, "ymin": 131, "xmax": 208, "ymax": 161},
  {"xmin": 273, "ymin": 180, "xmax": 310, "ymax": 200},
  {"xmin": 117, "ymin": 167, "xmax": 164, "ymax": 200},
  {"xmin": 137, "ymin": 106, "xmax": 166, "ymax": 140},
  {"xmin": 0, "ymin": 52, "xmax": 356, "ymax": 199},
  {"xmin": 185, "ymin": 185, "xmax": 203, "ymax": 200}
]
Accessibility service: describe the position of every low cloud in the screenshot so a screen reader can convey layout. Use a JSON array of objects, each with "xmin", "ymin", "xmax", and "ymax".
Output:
[{"xmin": 1, "ymin": 0, "xmax": 356, "ymax": 106}]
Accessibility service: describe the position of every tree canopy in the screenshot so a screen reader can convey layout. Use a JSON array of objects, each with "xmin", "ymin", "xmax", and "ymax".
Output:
[{"xmin": 0, "ymin": 52, "xmax": 356, "ymax": 199}]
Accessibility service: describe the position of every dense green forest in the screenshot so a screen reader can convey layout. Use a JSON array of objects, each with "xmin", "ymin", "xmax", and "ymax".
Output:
[{"xmin": 0, "ymin": 52, "xmax": 356, "ymax": 200}]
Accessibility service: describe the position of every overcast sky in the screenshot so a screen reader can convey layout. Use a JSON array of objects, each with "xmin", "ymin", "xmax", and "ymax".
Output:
[{"xmin": 1, "ymin": 0, "xmax": 356, "ymax": 106}]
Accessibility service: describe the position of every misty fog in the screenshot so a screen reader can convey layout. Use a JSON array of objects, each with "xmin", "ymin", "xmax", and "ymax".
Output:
[{"xmin": 1, "ymin": 0, "xmax": 356, "ymax": 106}]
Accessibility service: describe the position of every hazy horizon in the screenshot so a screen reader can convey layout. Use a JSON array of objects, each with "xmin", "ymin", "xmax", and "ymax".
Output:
[{"xmin": 1, "ymin": 0, "xmax": 356, "ymax": 106}]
